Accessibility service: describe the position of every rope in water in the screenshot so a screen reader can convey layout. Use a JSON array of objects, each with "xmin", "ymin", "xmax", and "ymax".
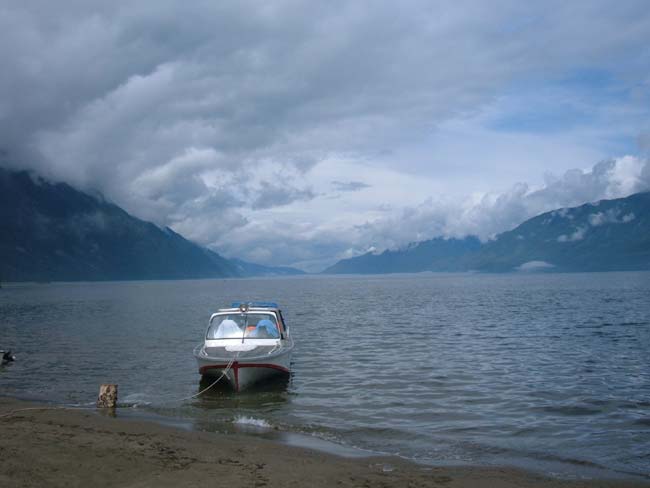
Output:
[
  {"xmin": 0, "ymin": 406, "xmax": 96, "ymax": 419},
  {"xmin": 0, "ymin": 354, "xmax": 239, "ymax": 418},
  {"xmin": 172, "ymin": 354, "xmax": 237, "ymax": 402}
]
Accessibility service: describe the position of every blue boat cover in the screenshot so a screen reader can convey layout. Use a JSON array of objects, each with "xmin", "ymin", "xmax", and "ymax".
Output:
[
  {"xmin": 231, "ymin": 301, "xmax": 279, "ymax": 309},
  {"xmin": 251, "ymin": 319, "xmax": 280, "ymax": 338}
]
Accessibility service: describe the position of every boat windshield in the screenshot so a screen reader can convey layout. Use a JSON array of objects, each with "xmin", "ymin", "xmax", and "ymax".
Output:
[{"xmin": 207, "ymin": 313, "xmax": 280, "ymax": 340}]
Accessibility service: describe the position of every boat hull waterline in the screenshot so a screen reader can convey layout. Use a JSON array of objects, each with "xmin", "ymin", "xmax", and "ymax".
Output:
[{"xmin": 195, "ymin": 348, "xmax": 292, "ymax": 391}]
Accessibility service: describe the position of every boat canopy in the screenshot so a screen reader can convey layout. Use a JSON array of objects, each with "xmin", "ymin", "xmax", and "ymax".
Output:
[{"xmin": 231, "ymin": 301, "xmax": 279, "ymax": 309}]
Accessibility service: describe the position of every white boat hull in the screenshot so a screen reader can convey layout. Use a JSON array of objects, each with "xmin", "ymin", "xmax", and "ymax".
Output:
[{"xmin": 195, "ymin": 349, "xmax": 291, "ymax": 392}]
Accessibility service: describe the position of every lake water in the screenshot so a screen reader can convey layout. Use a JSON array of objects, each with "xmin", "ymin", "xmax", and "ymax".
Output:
[{"xmin": 1, "ymin": 273, "xmax": 649, "ymax": 479}]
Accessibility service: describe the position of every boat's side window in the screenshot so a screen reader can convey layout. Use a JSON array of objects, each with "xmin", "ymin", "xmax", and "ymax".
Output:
[{"xmin": 278, "ymin": 310, "xmax": 287, "ymax": 338}]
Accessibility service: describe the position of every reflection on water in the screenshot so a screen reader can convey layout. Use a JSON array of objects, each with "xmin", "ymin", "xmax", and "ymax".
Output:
[
  {"xmin": 196, "ymin": 374, "xmax": 291, "ymax": 409},
  {"xmin": 1, "ymin": 272, "xmax": 649, "ymax": 478}
]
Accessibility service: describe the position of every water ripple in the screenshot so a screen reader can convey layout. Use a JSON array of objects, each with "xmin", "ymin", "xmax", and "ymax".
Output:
[{"xmin": 1, "ymin": 272, "xmax": 649, "ymax": 477}]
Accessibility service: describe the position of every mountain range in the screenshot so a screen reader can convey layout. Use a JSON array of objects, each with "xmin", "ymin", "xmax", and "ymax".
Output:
[
  {"xmin": 324, "ymin": 192, "xmax": 650, "ymax": 274},
  {"xmin": 0, "ymin": 168, "xmax": 303, "ymax": 282},
  {"xmin": 2, "ymin": 166, "xmax": 649, "ymax": 281}
]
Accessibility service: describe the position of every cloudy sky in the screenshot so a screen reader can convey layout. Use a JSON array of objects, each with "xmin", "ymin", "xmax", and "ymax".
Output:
[{"xmin": 2, "ymin": 1, "xmax": 649, "ymax": 271}]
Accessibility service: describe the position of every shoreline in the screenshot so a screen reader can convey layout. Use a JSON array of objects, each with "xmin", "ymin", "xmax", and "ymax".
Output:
[{"xmin": 1, "ymin": 397, "xmax": 648, "ymax": 488}]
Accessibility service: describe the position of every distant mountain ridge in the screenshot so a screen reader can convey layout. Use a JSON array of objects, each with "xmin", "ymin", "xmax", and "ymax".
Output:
[
  {"xmin": 324, "ymin": 192, "xmax": 650, "ymax": 274},
  {"xmin": 0, "ymin": 168, "xmax": 303, "ymax": 282},
  {"xmin": 470, "ymin": 191, "xmax": 650, "ymax": 272},
  {"xmin": 324, "ymin": 236, "xmax": 482, "ymax": 274},
  {"xmin": 3, "ymin": 166, "xmax": 648, "ymax": 280}
]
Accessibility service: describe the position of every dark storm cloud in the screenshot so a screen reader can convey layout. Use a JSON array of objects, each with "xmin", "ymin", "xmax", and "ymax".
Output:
[
  {"xmin": 250, "ymin": 183, "xmax": 316, "ymax": 210},
  {"xmin": 7, "ymin": 1, "xmax": 647, "ymax": 181}
]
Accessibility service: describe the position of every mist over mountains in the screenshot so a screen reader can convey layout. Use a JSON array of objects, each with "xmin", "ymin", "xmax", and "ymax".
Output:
[
  {"xmin": 0, "ymin": 168, "xmax": 303, "ymax": 282},
  {"xmin": 1, "ymin": 166, "xmax": 648, "ymax": 282},
  {"xmin": 325, "ymin": 192, "xmax": 650, "ymax": 274},
  {"xmin": 325, "ymin": 236, "xmax": 482, "ymax": 274}
]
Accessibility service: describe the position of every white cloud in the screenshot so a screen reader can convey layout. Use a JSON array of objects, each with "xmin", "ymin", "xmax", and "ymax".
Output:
[
  {"xmin": 207, "ymin": 155, "xmax": 649, "ymax": 270},
  {"xmin": 354, "ymin": 155, "xmax": 649, "ymax": 250},
  {"xmin": 600, "ymin": 155, "xmax": 648, "ymax": 198},
  {"xmin": 558, "ymin": 226, "xmax": 587, "ymax": 242},
  {"xmin": 588, "ymin": 208, "xmax": 636, "ymax": 226}
]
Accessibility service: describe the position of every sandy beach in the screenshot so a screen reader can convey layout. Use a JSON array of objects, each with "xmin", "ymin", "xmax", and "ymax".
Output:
[{"xmin": 0, "ymin": 397, "xmax": 647, "ymax": 488}]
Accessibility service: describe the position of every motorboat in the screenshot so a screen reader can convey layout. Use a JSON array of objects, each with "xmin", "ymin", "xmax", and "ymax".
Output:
[{"xmin": 193, "ymin": 302, "xmax": 294, "ymax": 392}]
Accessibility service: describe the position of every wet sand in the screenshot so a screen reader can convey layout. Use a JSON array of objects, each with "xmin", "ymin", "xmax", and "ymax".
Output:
[{"xmin": 0, "ymin": 397, "xmax": 647, "ymax": 488}]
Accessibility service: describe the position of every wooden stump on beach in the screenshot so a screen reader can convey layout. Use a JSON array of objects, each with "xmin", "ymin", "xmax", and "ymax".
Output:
[{"xmin": 97, "ymin": 384, "xmax": 118, "ymax": 408}]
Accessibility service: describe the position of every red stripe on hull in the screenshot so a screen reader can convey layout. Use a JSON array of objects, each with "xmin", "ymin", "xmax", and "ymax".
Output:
[{"xmin": 199, "ymin": 363, "xmax": 290, "ymax": 374}]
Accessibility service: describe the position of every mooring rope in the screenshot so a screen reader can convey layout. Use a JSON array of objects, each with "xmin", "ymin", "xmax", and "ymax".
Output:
[
  {"xmin": 174, "ymin": 354, "xmax": 238, "ymax": 402},
  {"xmin": 0, "ymin": 353, "xmax": 240, "ymax": 418},
  {"xmin": 0, "ymin": 405, "xmax": 96, "ymax": 419}
]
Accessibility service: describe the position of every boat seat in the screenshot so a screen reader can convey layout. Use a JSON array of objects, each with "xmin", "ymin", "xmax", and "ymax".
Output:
[
  {"xmin": 251, "ymin": 320, "xmax": 279, "ymax": 339},
  {"xmin": 211, "ymin": 319, "xmax": 241, "ymax": 339}
]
